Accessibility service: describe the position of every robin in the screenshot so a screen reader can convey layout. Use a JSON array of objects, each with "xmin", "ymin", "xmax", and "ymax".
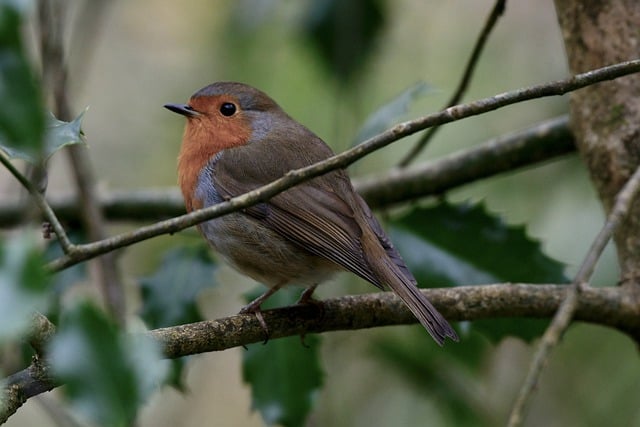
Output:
[{"xmin": 165, "ymin": 82, "xmax": 457, "ymax": 345}]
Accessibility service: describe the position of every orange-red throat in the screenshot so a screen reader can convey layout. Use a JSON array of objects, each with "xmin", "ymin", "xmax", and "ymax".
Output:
[{"xmin": 165, "ymin": 94, "xmax": 252, "ymax": 211}]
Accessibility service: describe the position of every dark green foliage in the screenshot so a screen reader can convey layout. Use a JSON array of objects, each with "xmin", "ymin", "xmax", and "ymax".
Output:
[
  {"xmin": 301, "ymin": 0, "xmax": 386, "ymax": 83},
  {"xmin": 243, "ymin": 289, "xmax": 324, "ymax": 427},
  {"xmin": 0, "ymin": 234, "xmax": 50, "ymax": 342},
  {"xmin": 48, "ymin": 302, "xmax": 168, "ymax": 427},
  {"xmin": 139, "ymin": 245, "xmax": 218, "ymax": 329},
  {"xmin": 389, "ymin": 201, "xmax": 568, "ymax": 286},
  {"xmin": 389, "ymin": 201, "xmax": 567, "ymax": 342},
  {"xmin": 370, "ymin": 201, "xmax": 569, "ymax": 424},
  {"xmin": 139, "ymin": 245, "xmax": 218, "ymax": 390},
  {"xmin": 0, "ymin": 4, "xmax": 45, "ymax": 159}
]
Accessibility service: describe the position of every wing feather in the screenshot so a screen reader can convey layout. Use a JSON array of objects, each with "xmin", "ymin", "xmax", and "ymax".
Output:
[{"xmin": 210, "ymin": 140, "xmax": 383, "ymax": 288}]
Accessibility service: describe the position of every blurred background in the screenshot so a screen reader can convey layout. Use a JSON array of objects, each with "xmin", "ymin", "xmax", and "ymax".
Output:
[{"xmin": 3, "ymin": 0, "xmax": 639, "ymax": 426}]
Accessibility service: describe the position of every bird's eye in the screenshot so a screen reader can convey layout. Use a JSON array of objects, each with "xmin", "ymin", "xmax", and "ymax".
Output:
[{"xmin": 220, "ymin": 102, "xmax": 237, "ymax": 116}]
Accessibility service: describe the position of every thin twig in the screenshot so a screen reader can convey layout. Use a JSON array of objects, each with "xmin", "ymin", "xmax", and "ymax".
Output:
[
  {"xmin": 0, "ymin": 116, "xmax": 574, "ymax": 226},
  {"xmin": 398, "ymin": 0, "xmax": 507, "ymax": 166},
  {"xmin": 507, "ymin": 163, "xmax": 640, "ymax": 427},
  {"xmin": 0, "ymin": 151, "xmax": 74, "ymax": 252},
  {"xmin": 45, "ymin": 59, "xmax": 640, "ymax": 272},
  {"xmin": 2, "ymin": 282, "xmax": 640, "ymax": 423}
]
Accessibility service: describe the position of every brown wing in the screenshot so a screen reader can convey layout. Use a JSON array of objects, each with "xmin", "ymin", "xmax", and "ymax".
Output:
[
  {"xmin": 210, "ymin": 135, "xmax": 384, "ymax": 289},
  {"xmin": 211, "ymin": 133, "xmax": 458, "ymax": 344}
]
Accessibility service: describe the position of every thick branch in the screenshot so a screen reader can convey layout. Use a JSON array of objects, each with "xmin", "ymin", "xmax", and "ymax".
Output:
[
  {"xmin": 2, "ymin": 283, "xmax": 639, "ymax": 424},
  {"xmin": 555, "ymin": 1, "xmax": 640, "ymax": 283},
  {"xmin": 360, "ymin": 115, "xmax": 573, "ymax": 208}
]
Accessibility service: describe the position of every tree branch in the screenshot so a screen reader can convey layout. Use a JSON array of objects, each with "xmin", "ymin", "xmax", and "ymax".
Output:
[
  {"xmin": 0, "ymin": 115, "xmax": 574, "ymax": 227},
  {"xmin": 47, "ymin": 59, "xmax": 640, "ymax": 271},
  {"xmin": 0, "ymin": 151, "xmax": 73, "ymax": 252},
  {"xmin": 1, "ymin": 283, "xmax": 639, "ymax": 423},
  {"xmin": 360, "ymin": 115, "xmax": 573, "ymax": 208}
]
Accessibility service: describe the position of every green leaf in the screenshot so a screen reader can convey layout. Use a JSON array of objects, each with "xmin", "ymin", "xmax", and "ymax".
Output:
[
  {"xmin": 139, "ymin": 245, "xmax": 218, "ymax": 390},
  {"xmin": 300, "ymin": 0, "xmax": 386, "ymax": 83},
  {"xmin": 44, "ymin": 110, "xmax": 86, "ymax": 158},
  {"xmin": 353, "ymin": 82, "xmax": 435, "ymax": 145},
  {"xmin": 389, "ymin": 201, "xmax": 567, "ymax": 285},
  {"xmin": 44, "ymin": 230, "xmax": 88, "ymax": 296},
  {"xmin": 242, "ymin": 290, "xmax": 323, "ymax": 427},
  {"xmin": 1, "ymin": 110, "xmax": 87, "ymax": 163},
  {"xmin": 389, "ymin": 201, "xmax": 567, "ymax": 342},
  {"xmin": 139, "ymin": 245, "xmax": 218, "ymax": 329},
  {"xmin": 48, "ymin": 302, "xmax": 168, "ymax": 427},
  {"xmin": 0, "ymin": 3, "xmax": 45, "ymax": 160},
  {"xmin": 0, "ymin": 233, "xmax": 50, "ymax": 342}
]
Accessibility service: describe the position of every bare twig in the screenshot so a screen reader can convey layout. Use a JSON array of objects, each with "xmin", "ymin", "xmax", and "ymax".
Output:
[
  {"xmin": 507, "ymin": 163, "xmax": 640, "ymax": 427},
  {"xmin": 2, "ymin": 282, "xmax": 639, "ymax": 423},
  {"xmin": 0, "ymin": 151, "xmax": 73, "ymax": 252},
  {"xmin": 27, "ymin": 312, "xmax": 56, "ymax": 357},
  {"xmin": 0, "ymin": 116, "xmax": 574, "ymax": 226},
  {"xmin": 45, "ymin": 59, "xmax": 640, "ymax": 271},
  {"xmin": 398, "ymin": 0, "xmax": 507, "ymax": 166},
  {"xmin": 38, "ymin": 0, "xmax": 126, "ymax": 323}
]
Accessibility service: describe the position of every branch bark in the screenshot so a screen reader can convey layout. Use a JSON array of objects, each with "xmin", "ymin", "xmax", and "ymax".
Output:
[
  {"xmin": 554, "ymin": 1, "xmax": 640, "ymax": 286},
  {"xmin": 1, "ymin": 282, "xmax": 639, "ymax": 424},
  {"xmin": 0, "ymin": 116, "xmax": 574, "ymax": 226}
]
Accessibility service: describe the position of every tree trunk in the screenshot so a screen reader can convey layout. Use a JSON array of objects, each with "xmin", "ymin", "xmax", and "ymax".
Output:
[{"xmin": 554, "ymin": 1, "xmax": 640, "ymax": 286}]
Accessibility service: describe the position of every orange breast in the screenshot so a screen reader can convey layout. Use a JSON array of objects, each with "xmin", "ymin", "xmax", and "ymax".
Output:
[{"xmin": 177, "ymin": 113, "xmax": 251, "ymax": 211}]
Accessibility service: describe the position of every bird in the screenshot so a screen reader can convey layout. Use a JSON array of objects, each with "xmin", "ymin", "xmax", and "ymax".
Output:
[{"xmin": 165, "ymin": 82, "xmax": 458, "ymax": 345}]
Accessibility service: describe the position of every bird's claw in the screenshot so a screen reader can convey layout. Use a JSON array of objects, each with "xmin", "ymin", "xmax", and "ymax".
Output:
[{"xmin": 239, "ymin": 303, "xmax": 270, "ymax": 344}]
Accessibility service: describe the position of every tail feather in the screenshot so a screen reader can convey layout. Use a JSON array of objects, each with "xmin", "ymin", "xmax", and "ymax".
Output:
[
  {"xmin": 384, "ymin": 264, "xmax": 458, "ymax": 345},
  {"xmin": 362, "ymin": 228, "xmax": 458, "ymax": 345}
]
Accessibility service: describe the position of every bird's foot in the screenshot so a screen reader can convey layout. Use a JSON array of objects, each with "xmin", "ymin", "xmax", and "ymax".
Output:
[
  {"xmin": 239, "ymin": 302, "xmax": 270, "ymax": 344},
  {"xmin": 296, "ymin": 285, "xmax": 324, "ymax": 348},
  {"xmin": 240, "ymin": 286, "xmax": 281, "ymax": 343},
  {"xmin": 296, "ymin": 284, "xmax": 320, "ymax": 306}
]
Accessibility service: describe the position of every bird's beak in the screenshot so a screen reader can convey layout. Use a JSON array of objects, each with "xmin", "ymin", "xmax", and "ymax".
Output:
[{"xmin": 164, "ymin": 103, "xmax": 201, "ymax": 118}]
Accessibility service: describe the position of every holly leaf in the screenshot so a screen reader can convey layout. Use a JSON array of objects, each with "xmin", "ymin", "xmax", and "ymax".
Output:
[
  {"xmin": 1, "ymin": 110, "xmax": 86, "ymax": 163},
  {"xmin": 139, "ymin": 245, "xmax": 218, "ymax": 329},
  {"xmin": 48, "ymin": 302, "xmax": 168, "ymax": 427},
  {"xmin": 0, "ymin": 3, "xmax": 45, "ymax": 160},
  {"xmin": 353, "ymin": 82, "xmax": 435, "ymax": 145},
  {"xmin": 242, "ymin": 289, "xmax": 324, "ymax": 427},
  {"xmin": 139, "ymin": 245, "xmax": 218, "ymax": 390},
  {"xmin": 388, "ymin": 201, "xmax": 567, "ymax": 342},
  {"xmin": 44, "ymin": 110, "xmax": 86, "ymax": 158},
  {"xmin": 0, "ymin": 233, "xmax": 50, "ymax": 342}
]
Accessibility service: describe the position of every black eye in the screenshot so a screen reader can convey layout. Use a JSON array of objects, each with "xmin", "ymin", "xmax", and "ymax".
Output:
[{"xmin": 220, "ymin": 102, "xmax": 237, "ymax": 116}]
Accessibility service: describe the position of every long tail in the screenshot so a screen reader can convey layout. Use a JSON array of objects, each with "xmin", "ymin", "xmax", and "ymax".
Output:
[
  {"xmin": 382, "ymin": 260, "xmax": 458, "ymax": 345},
  {"xmin": 362, "ymin": 228, "xmax": 458, "ymax": 345}
]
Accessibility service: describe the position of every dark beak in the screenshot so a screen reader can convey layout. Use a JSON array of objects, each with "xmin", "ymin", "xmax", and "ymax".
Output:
[{"xmin": 164, "ymin": 103, "xmax": 200, "ymax": 118}]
